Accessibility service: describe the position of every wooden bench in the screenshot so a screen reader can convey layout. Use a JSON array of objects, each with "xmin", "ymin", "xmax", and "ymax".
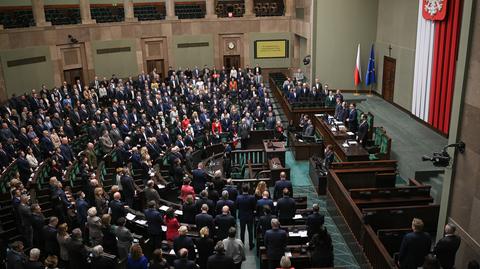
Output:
[{"xmin": 350, "ymin": 185, "xmax": 433, "ymax": 208}]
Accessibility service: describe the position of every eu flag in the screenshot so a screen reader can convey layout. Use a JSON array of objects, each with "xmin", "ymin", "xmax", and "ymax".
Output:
[{"xmin": 366, "ymin": 44, "xmax": 376, "ymax": 86}]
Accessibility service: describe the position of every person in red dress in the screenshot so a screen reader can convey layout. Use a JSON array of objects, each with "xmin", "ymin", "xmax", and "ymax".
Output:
[
  {"xmin": 164, "ymin": 208, "xmax": 180, "ymax": 241},
  {"xmin": 180, "ymin": 178, "xmax": 195, "ymax": 202}
]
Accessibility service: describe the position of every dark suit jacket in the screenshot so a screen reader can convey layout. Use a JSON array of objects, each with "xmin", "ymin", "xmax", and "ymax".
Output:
[
  {"xmin": 42, "ymin": 225, "xmax": 59, "ymax": 255},
  {"xmin": 236, "ymin": 194, "xmax": 256, "ymax": 221},
  {"xmin": 214, "ymin": 214, "xmax": 236, "ymax": 240},
  {"xmin": 109, "ymin": 199, "xmax": 126, "ymax": 225},
  {"xmin": 173, "ymin": 235, "xmax": 196, "ymax": 261},
  {"xmin": 207, "ymin": 253, "xmax": 234, "ymax": 269},
  {"xmin": 306, "ymin": 212, "xmax": 325, "ymax": 237},
  {"xmin": 173, "ymin": 258, "xmax": 198, "ymax": 269},
  {"xmin": 273, "ymin": 180, "xmax": 293, "ymax": 200},
  {"xmin": 434, "ymin": 235, "xmax": 461, "ymax": 269},
  {"xmin": 398, "ymin": 231, "xmax": 432, "ymax": 269},
  {"xmin": 276, "ymin": 197, "xmax": 296, "ymax": 221},
  {"xmin": 91, "ymin": 255, "xmax": 116, "ymax": 269},
  {"xmin": 67, "ymin": 239, "xmax": 89, "ymax": 269},
  {"xmin": 145, "ymin": 208, "xmax": 164, "ymax": 235},
  {"xmin": 257, "ymin": 214, "xmax": 276, "ymax": 236},
  {"xmin": 264, "ymin": 228, "xmax": 288, "ymax": 260},
  {"xmin": 357, "ymin": 121, "xmax": 369, "ymax": 146},
  {"xmin": 195, "ymin": 212, "xmax": 214, "ymax": 233}
]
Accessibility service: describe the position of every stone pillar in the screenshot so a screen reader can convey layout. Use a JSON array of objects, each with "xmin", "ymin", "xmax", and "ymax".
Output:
[
  {"xmin": 123, "ymin": 0, "xmax": 137, "ymax": 22},
  {"xmin": 205, "ymin": 0, "xmax": 217, "ymax": 19},
  {"xmin": 165, "ymin": 0, "xmax": 178, "ymax": 20},
  {"xmin": 79, "ymin": 0, "xmax": 96, "ymax": 24},
  {"xmin": 284, "ymin": 0, "xmax": 295, "ymax": 18},
  {"xmin": 31, "ymin": 0, "xmax": 51, "ymax": 26},
  {"xmin": 244, "ymin": 0, "xmax": 254, "ymax": 17}
]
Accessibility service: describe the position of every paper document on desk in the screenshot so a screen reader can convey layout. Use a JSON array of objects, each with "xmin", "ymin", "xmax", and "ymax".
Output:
[
  {"xmin": 159, "ymin": 205, "xmax": 170, "ymax": 211},
  {"xmin": 331, "ymin": 127, "xmax": 337, "ymax": 132},
  {"xmin": 314, "ymin": 114, "xmax": 324, "ymax": 117},
  {"xmin": 342, "ymin": 143, "xmax": 350, "ymax": 148},
  {"xmin": 157, "ymin": 184, "xmax": 166, "ymax": 189},
  {"xmin": 348, "ymin": 141, "xmax": 358, "ymax": 145},
  {"xmin": 126, "ymin": 213, "xmax": 136, "ymax": 221},
  {"xmin": 169, "ymin": 249, "xmax": 175, "ymax": 255},
  {"xmin": 135, "ymin": 220, "xmax": 147, "ymax": 225},
  {"xmin": 293, "ymin": 214, "xmax": 303, "ymax": 220},
  {"xmin": 174, "ymin": 210, "xmax": 183, "ymax": 215},
  {"xmin": 288, "ymin": 232, "xmax": 300, "ymax": 237},
  {"xmin": 285, "ymin": 252, "xmax": 292, "ymax": 257},
  {"xmin": 347, "ymin": 131, "xmax": 355, "ymax": 136},
  {"xmin": 273, "ymin": 202, "xmax": 277, "ymax": 207},
  {"xmin": 162, "ymin": 225, "xmax": 167, "ymax": 232},
  {"xmin": 299, "ymin": 231, "xmax": 308, "ymax": 237}
]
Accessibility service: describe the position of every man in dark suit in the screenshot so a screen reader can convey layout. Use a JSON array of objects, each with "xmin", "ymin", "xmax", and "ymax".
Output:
[
  {"xmin": 91, "ymin": 245, "xmax": 116, "ymax": 269},
  {"xmin": 109, "ymin": 192, "xmax": 126, "ymax": 225},
  {"xmin": 66, "ymin": 228, "xmax": 89, "ymax": 269},
  {"xmin": 434, "ymin": 223, "xmax": 461, "ymax": 269},
  {"xmin": 75, "ymin": 191, "xmax": 89, "ymax": 232},
  {"xmin": 398, "ymin": 218, "xmax": 432, "ymax": 269},
  {"xmin": 195, "ymin": 204, "xmax": 214, "ymax": 234},
  {"xmin": 357, "ymin": 114, "xmax": 369, "ymax": 147},
  {"xmin": 257, "ymin": 205, "xmax": 276, "ymax": 237},
  {"xmin": 42, "ymin": 217, "xmax": 59, "ymax": 256},
  {"xmin": 214, "ymin": 205, "xmax": 236, "ymax": 241},
  {"xmin": 276, "ymin": 189, "xmax": 296, "ymax": 225},
  {"xmin": 215, "ymin": 190, "xmax": 236, "ymax": 217},
  {"xmin": 173, "ymin": 226, "xmax": 196, "ymax": 261},
  {"xmin": 30, "ymin": 204, "xmax": 45, "ymax": 249},
  {"xmin": 302, "ymin": 119, "xmax": 315, "ymax": 137},
  {"xmin": 346, "ymin": 103, "xmax": 359, "ymax": 133},
  {"xmin": 273, "ymin": 172, "xmax": 293, "ymax": 200},
  {"xmin": 235, "ymin": 184, "xmax": 256, "ymax": 250},
  {"xmin": 264, "ymin": 218, "xmax": 287, "ymax": 269},
  {"xmin": 192, "ymin": 162, "xmax": 208, "ymax": 194},
  {"xmin": 238, "ymin": 119, "xmax": 250, "ymax": 150},
  {"xmin": 256, "ymin": 191, "xmax": 274, "ymax": 217},
  {"xmin": 223, "ymin": 179, "xmax": 238, "ymax": 202},
  {"xmin": 306, "ymin": 203, "xmax": 325, "ymax": 237},
  {"xmin": 173, "ymin": 248, "xmax": 198, "ymax": 269},
  {"xmin": 120, "ymin": 168, "xmax": 136, "ymax": 207},
  {"xmin": 18, "ymin": 195, "xmax": 33, "ymax": 248},
  {"xmin": 195, "ymin": 190, "xmax": 215, "ymax": 216},
  {"xmin": 144, "ymin": 201, "xmax": 164, "ymax": 249},
  {"xmin": 207, "ymin": 241, "xmax": 234, "ymax": 268}
]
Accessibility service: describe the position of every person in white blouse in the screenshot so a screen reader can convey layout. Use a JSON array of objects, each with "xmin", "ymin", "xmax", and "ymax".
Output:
[{"xmin": 26, "ymin": 147, "xmax": 38, "ymax": 168}]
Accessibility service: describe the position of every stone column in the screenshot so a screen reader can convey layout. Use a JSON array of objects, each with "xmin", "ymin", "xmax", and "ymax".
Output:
[
  {"xmin": 79, "ymin": 0, "xmax": 96, "ymax": 24},
  {"xmin": 165, "ymin": 0, "xmax": 178, "ymax": 20},
  {"xmin": 244, "ymin": 0, "xmax": 254, "ymax": 17},
  {"xmin": 205, "ymin": 0, "xmax": 217, "ymax": 19},
  {"xmin": 123, "ymin": 0, "xmax": 137, "ymax": 22},
  {"xmin": 284, "ymin": 0, "xmax": 295, "ymax": 18},
  {"xmin": 31, "ymin": 0, "xmax": 51, "ymax": 26}
]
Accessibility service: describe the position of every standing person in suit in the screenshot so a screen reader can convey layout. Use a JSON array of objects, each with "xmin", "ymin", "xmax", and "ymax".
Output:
[
  {"xmin": 109, "ymin": 192, "xmax": 126, "ymax": 226},
  {"xmin": 357, "ymin": 114, "xmax": 369, "ymax": 147},
  {"xmin": 276, "ymin": 189, "xmax": 296, "ymax": 226},
  {"xmin": 87, "ymin": 207, "xmax": 103, "ymax": 246},
  {"xmin": 434, "ymin": 223, "xmax": 461, "ymax": 269},
  {"xmin": 173, "ymin": 248, "xmax": 198, "ymax": 269},
  {"xmin": 195, "ymin": 204, "xmax": 214, "ymax": 235},
  {"xmin": 195, "ymin": 227, "xmax": 215, "ymax": 269},
  {"xmin": 215, "ymin": 191, "xmax": 236, "ymax": 217},
  {"xmin": 264, "ymin": 219, "xmax": 287, "ymax": 269},
  {"xmin": 30, "ymin": 204, "xmax": 45, "ymax": 249},
  {"xmin": 173, "ymin": 226, "xmax": 196, "ymax": 261},
  {"xmin": 215, "ymin": 205, "xmax": 236, "ymax": 241},
  {"xmin": 346, "ymin": 103, "xmax": 359, "ymax": 133},
  {"xmin": 273, "ymin": 172, "xmax": 293, "ymax": 200},
  {"xmin": 207, "ymin": 241, "xmax": 235, "ymax": 269},
  {"xmin": 18, "ymin": 195, "xmax": 33, "ymax": 248},
  {"xmin": 323, "ymin": 145, "xmax": 335, "ymax": 169},
  {"xmin": 192, "ymin": 162, "xmax": 208, "ymax": 194},
  {"xmin": 398, "ymin": 218, "xmax": 432, "ymax": 269},
  {"xmin": 222, "ymin": 227, "xmax": 246, "ymax": 269},
  {"xmin": 144, "ymin": 180, "xmax": 161, "ymax": 207},
  {"xmin": 257, "ymin": 205, "xmax": 276, "ymax": 237},
  {"xmin": 43, "ymin": 217, "xmax": 60, "ymax": 256},
  {"xmin": 120, "ymin": 168, "xmax": 137, "ymax": 207},
  {"xmin": 238, "ymin": 118, "xmax": 250, "ymax": 150},
  {"xmin": 144, "ymin": 201, "xmax": 165, "ymax": 249},
  {"xmin": 307, "ymin": 227, "xmax": 334, "ymax": 267},
  {"xmin": 91, "ymin": 245, "xmax": 116, "ymax": 269},
  {"xmin": 115, "ymin": 217, "xmax": 134, "ymax": 262},
  {"xmin": 235, "ymin": 184, "xmax": 256, "ymax": 250},
  {"xmin": 306, "ymin": 203, "xmax": 325, "ymax": 237},
  {"xmin": 66, "ymin": 228, "xmax": 89, "ymax": 269}
]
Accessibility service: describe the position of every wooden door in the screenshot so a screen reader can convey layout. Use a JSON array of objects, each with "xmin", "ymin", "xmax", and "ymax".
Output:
[
  {"xmin": 223, "ymin": 55, "xmax": 241, "ymax": 70},
  {"xmin": 146, "ymin": 59, "xmax": 165, "ymax": 81},
  {"xmin": 382, "ymin": 56, "xmax": 396, "ymax": 103},
  {"xmin": 63, "ymin": 68, "xmax": 84, "ymax": 86}
]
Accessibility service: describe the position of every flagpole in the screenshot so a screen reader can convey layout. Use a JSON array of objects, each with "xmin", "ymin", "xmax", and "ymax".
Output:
[{"xmin": 367, "ymin": 84, "xmax": 373, "ymax": 96}]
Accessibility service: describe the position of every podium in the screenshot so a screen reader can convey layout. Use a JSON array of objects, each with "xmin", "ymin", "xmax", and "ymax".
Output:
[{"xmin": 263, "ymin": 140, "xmax": 286, "ymax": 166}]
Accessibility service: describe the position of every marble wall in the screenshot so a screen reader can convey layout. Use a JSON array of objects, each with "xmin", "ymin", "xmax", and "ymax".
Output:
[{"xmin": 448, "ymin": 1, "xmax": 480, "ymax": 267}]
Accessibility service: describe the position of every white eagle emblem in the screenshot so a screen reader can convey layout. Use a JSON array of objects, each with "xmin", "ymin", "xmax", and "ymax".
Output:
[{"xmin": 424, "ymin": 0, "xmax": 444, "ymax": 16}]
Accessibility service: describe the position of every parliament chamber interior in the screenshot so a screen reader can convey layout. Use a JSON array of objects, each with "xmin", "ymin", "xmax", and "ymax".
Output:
[{"xmin": 0, "ymin": 0, "xmax": 479, "ymax": 269}]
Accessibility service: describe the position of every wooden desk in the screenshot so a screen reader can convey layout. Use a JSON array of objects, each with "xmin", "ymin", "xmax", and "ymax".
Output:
[
  {"xmin": 263, "ymin": 140, "xmax": 286, "ymax": 166},
  {"xmin": 313, "ymin": 116, "xmax": 369, "ymax": 162},
  {"xmin": 269, "ymin": 157, "xmax": 290, "ymax": 180},
  {"xmin": 288, "ymin": 132, "xmax": 325, "ymax": 160}
]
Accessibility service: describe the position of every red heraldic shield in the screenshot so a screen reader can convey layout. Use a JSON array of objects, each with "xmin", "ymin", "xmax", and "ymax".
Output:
[{"xmin": 423, "ymin": 0, "xmax": 448, "ymax": 20}]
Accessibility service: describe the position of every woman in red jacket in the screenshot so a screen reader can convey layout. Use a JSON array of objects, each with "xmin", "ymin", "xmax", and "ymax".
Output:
[
  {"xmin": 211, "ymin": 118, "xmax": 222, "ymax": 136},
  {"xmin": 164, "ymin": 208, "xmax": 180, "ymax": 241}
]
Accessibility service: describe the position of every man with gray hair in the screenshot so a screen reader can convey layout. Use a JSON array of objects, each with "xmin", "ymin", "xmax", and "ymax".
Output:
[
  {"xmin": 215, "ymin": 205, "xmax": 236, "ymax": 240},
  {"xmin": 434, "ymin": 223, "xmax": 461, "ymax": 269},
  {"xmin": 216, "ymin": 190, "xmax": 235, "ymax": 217},
  {"xmin": 25, "ymin": 248, "xmax": 42, "ymax": 269},
  {"xmin": 264, "ymin": 218, "xmax": 287, "ymax": 269},
  {"xmin": 66, "ymin": 228, "xmax": 89, "ymax": 269},
  {"xmin": 91, "ymin": 245, "xmax": 115, "ymax": 269}
]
